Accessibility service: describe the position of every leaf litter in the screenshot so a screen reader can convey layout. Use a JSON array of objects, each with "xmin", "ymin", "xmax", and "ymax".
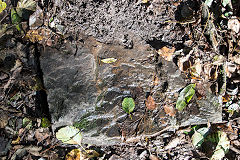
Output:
[{"xmin": 1, "ymin": 0, "xmax": 240, "ymax": 159}]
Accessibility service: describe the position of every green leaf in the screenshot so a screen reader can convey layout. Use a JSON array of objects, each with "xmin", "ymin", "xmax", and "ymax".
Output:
[
  {"xmin": 211, "ymin": 131, "xmax": 230, "ymax": 160},
  {"xmin": 176, "ymin": 99, "xmax": 187, "ymax": 111},
  {"xmin": 11, "ymin": 8, "xmax": 21, "ymax": 24},
  {"xmin": 101, "ymin": 58, "xmax": 117, "ymax": 64},
  {"xmin": 122, "ymin": 97, "xmax": 135, "ymax": 114},
  {"xmin": 56, "ymin": 126, "xmax": 82, "ymax": 145},
  {"xmin": 0, "ymin": 0, "xmax": 7, "ymax": 13},
  {"xmin": 176, "ymin": 84, "xmax": 196, "ymax": 111},
  {"xmin": 16, "ymin": 0, "xmax": 36, "ymax": 18},
  {"xmin": 191, "ymin": 127, "xmax": 209, "ymax": 148}
]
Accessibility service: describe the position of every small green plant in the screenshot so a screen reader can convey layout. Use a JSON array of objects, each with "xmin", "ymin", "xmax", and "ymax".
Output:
[
  {"xmin": 176, "ymin": 84, "xmax": 196, "ymax": 111},
  {"xmin": 122, "ymin": 97, "xmax": 135, "ymax": 119}
]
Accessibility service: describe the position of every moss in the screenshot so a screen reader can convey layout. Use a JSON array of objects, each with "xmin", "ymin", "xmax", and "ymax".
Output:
[
  {"xmin": 41, "ymin": 117, "xmax": 51, "ymax": 128},
  {"xmin": 74, "ymin": 119, "xmax": 90, "ymax": 130},
  {"xmin": 73, "ymin": 114, "xmax": 98, "ymax": 131}
]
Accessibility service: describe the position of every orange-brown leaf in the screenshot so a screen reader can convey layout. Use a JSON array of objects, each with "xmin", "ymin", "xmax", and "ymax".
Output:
[
  {"xmin": 163, "ymin": 105, "xmax": 176, "ymax": 117},
  {"xmin": 153, "ymin": 76, "xmax": 159, "ymax": 86},
  {"xmin": 146, "ymin": 96, "xmax": 156, "ymax": 110},
  {"xmin": 157, "ymin": 46, "xmax": 175, "ymax": 61}
]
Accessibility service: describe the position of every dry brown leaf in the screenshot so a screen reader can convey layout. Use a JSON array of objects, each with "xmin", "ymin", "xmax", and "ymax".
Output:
[
  {"xmin": 35, "ymin": 128, "xmax": 50, "ymax": 144},
  {"xmin": 153, "ymin": 76, "xmax": 159, "ymax": 86},
  {"xmin": 25, "ymin": 29, "xmax": 44, "ymax": 43},
  {"xmin": 157, "ymin": 46, "xmax": 175, "ymax": 61},
  {"xmin": 12, "ymin": 136, "xmax": 21, "ymax": 144},
  {"xmin": 163, "ymin": 105, "xmax": 176, "ymax": 117},
  {"xmin": 25, "ymin": 28, "xmax": 59, "ymax": 46},
  {"xmin": 66, "ymin": 149, "xmax": 81, "ymax": 160},
  {"xmin": 66, "ymin": 149, "xmax": 100, "ymax": 160},
  {"xmin": 226, "ymin": 62, "xmax": 236, "ymax": 77},
  {"xmin": 222, "ymin": 94, "xmax": 230, "ymax": 103},
  {"xmin": 164, "ymin": 137, "xmax": 182, "ymax": 150},
  {"xmin": 149, "ymin": 154, "xmax": 160, "ymax": 160},
  {"xmin": 190, "ymin": 59, "xmax": 202, "ymax": 77},
  {"xmin": 146, "ymin": 96, "xmax": 156, "ymax": 110},
  {"xmin": 233, "ymin": 55, "xmax": 240, "ymax": 64},
  {"xmin": 177, "ymin": 53, "xmax": 191, "ymax": 71}
]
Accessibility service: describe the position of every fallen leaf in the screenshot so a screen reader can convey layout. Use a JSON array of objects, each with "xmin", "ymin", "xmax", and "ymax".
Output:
[
  {"xmin": 157, "ymin": 46, "xmax": 175, "ymax": 61},
  {"xmin": 222, "ymin": 0, "xmax": 231, "ymax": 7},
  {"xmin": 192, "ymin": 127, "xmax": 209, "ymax": 148},
  {"xmin": 165, "ymin": 136, "xmax": 183, "ymax": 150},
  {"xmin": 35, "ymin": 128, "xmax": 50, "ymax": 144},
  {"xmin": 228, "ymin": 18, "xmax": 240, "ymax": 33},
  {"xmin": 101, "ymin": 58, "xmax": 117, "ymax": 64},
  {"xmin": 222, "ymin": 94, "xmax": 230, "ymax": 103},
  {"xmin": 226, "ymin": 62, "xmax": 236, "ymax": 77},
  {"xmin": 56, "ymin": 126, "xmax": 82, "ymax": 145},
  {"xmin": 142, "ymin": 0, "xmax": 149, "ymax": 3},
  {"xmin": 149, "ymin": 155, "xmax": 160, "ymax": 160},
  {"xmin": 66, "ymin": 149, "xmax": 81, "ymax": 160},
  {"xmin": 227, "ymin": 103, "xmax": 240, "ymax": 116},
  {"xmin": 25, "ymin": 29, "xmax": 44, "ymax": 43},
  {"xmin": 163, "ymin": 105, "xmax": 176, "ymax": 117},
  {"xmin": 190, "ymin": 59, "xmax": 202, "ymax": 77},
  {"xmin": 0, "ymin": 0, "xmax": 6, "ymax": 13},
  {"xmin": 177, "ymin": 53, "xmax": 191, "ymax": 71},
  {"xmin": 146, "ymin": 96, "xmax": 156, "ymax": 110},
  {"xmin": 16, "ymin": 0, "xmax": 36, "ymax": 17},
  {"xmin": 22, "ymin": 117, "xmax": 32, "ymax": 129},
  {"xmin": 176, "ymin": 84, "xmax": 196, "ymax": 111},
  {"xmin": 210, "ymin": 131, "xmax": 230, "ymax": 160},
  {"xmin": 205, "ymin": 0, "xmax": 213, "ymax": 7},
  {"xmin": 66, "ymin": 149, "xmax": 100, "ymax": 160},
  {"xmin": 12, "ymin": 136, "xmax": 21, "ymax": 144},
  {"xmin": 153, "ymin": 76, "xmax": 159, "ymax": 86}
]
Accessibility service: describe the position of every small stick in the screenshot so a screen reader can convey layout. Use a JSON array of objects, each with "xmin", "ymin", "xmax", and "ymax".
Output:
[{"xmin": 230, "ymin": 145, "xmax": 240, "ymax": 154}]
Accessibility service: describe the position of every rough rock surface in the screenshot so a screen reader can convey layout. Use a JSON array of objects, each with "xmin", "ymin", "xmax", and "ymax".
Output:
[
  {"xmin": 51, "ymin": 0, "xmax": 199, "ymax": 45},
  {"xmin": 40, "ymin": 35, "xmax": 222, "ymax": 145}
]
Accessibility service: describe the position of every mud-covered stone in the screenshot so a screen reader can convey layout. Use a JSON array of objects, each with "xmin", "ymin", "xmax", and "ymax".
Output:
[
  {"xmin": 40, "ymin": 37, "xmax": 156, "ymax": 145},
  {"xmin": 40, "ymin": 36, "xmax": 222, "ymax": 145}
]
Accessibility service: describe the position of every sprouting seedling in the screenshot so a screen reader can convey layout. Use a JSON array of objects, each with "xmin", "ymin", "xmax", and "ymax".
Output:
[{"xmin": 122, "ymin": 97, "xmax": 135, "ymax": 119}]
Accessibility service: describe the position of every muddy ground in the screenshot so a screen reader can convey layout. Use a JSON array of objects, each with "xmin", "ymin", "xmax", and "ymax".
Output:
[{"xmin": 1, "ymin": 0, "xmax": 240, "ymax": 159}]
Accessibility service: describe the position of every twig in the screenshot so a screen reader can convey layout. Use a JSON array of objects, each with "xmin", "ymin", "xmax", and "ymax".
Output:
[
  {"xmin": 230, "ymin": 145, "xmax": 240, "ymax": 154},
  {"xmin": 199, "ymin": 7, "xmax": 210, "ymax": 41},
  {"xmin": 142, "ymin": 125, "xmax": 177, "ymax": 138},
  {"xmin": 125, "ymin": 125, "xmax": 177, "ymax": 143},
  {"xmin": 40, "ymin": 143, "xmax": 61, "ymax": 154},
  {"xmin": 0, "ymin": 13, "xmax": 7, "ymax": 24}
]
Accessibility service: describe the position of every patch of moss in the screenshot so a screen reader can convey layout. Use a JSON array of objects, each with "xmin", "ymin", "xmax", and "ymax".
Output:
[
  {"xmin": 41, "ymin": 117, "xmax": 51, "ymax": 128},
  {"xmin": 74, "ymin": 119, "xmax": 90, "ymax": 130}
]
